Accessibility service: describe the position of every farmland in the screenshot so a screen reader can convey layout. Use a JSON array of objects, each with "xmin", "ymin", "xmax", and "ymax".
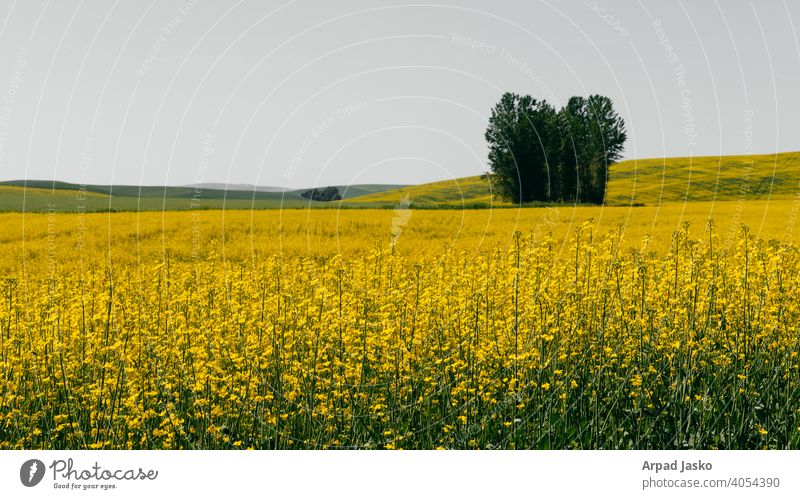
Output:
[
  {"xmin": 2, "ymin": 198, "xmax": 800, "ymax": 449},
  {"xmin": 4, "ymin": 151, "xmax": 800, "ymax": 213}
]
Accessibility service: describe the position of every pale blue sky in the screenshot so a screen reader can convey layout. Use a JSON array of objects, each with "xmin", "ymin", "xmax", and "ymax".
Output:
[{"xmin": 0, "ymin": 0, "xmax": 797, "ymax": 188}]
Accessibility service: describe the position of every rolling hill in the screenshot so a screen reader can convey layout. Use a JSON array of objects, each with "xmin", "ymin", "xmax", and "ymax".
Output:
[
  {"xmin": 606, "ymin": 151, "xmax": 800, "ymax": 205},
  {"xmin": 345, "ymin": 150, "xmax": 800, "ymax": 207},
  {"xmin": 343, "ymin": 175, "xmax": 500, "ymax": 207},
  {"xmin": 0, "ymin": 180, "xmax": 405, "ymax": 212},
  {"xmin": 3, "ymin": 150, "xmax": 800, "ymax": 212}
]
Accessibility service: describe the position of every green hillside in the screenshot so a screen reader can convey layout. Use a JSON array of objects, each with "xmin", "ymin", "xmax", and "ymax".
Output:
[
  {"xmin": 344, "ymin": 175, "xmax": 501, "ymax": 207},
  {"xmin": 333, "ymin": 184, "xmax": 408, "ymax": 199},
  {"xmin": 0, "ymin": 180, "xmax": 404, "ymax": 212},
  {"xmin": 4, "ymin": 150, "xmax": 800, "ymax": 212},
  {"xmin": 607, "ymin": 151, "xmax": 800, "ymax": 205}
]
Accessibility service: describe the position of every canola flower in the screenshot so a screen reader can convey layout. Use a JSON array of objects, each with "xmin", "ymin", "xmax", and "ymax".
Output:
[{"xmin": 1, "ymin": 210, "xmax": 799, "ymax": 449}]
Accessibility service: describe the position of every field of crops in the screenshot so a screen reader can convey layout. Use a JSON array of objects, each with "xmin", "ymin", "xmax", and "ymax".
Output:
[
  {"xmin": 606, "ymin": 151, "xmax": 800, "ymax": 205},
  {"xmin": 2, "ymin": 202, "xmax": 800, "ymax": 449}
]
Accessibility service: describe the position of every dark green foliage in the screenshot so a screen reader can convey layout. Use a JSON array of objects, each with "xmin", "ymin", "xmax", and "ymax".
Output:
[
  {"xmin": 300, "ymin": 186, "xmax": 342, "ymax": 202},
  {"xmin": 484, "ymin": 93, "xmax": 560, "ymax": 203},
  {"xmin": 486, "ymin": 92, "xmax": 627, "ymax": 204}
]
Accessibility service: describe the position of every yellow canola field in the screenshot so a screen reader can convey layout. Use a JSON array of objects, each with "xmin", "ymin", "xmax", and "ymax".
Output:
[{"xmin": 1, "ymin": 202, "xmax": 800, "ymax": 449}]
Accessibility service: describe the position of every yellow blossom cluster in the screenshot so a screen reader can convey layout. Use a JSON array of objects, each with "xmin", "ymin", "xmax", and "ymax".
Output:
[{"xmin": 0, "ymin": 210, "xmax": 797, "ymax": 449}]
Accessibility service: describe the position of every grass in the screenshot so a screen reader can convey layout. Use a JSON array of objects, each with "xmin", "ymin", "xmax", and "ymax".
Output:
[
  {"xmin": 343, "ymin": 175, "xmax": 500, "ymax": 207},
  {"xmin": 0, "ymin": 180, "xmax": 405, "ymax": 213},
  {"xmin": 606, "ymin": 151, "xmax": 800, "ymax": 205}
]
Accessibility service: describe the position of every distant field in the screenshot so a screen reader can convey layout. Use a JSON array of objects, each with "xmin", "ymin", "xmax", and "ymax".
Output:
[
  {"xmin": 606, "ymin": 151, "xmax": 800, "ymax": 205},
  {"xmin": 3, "ymin": 151, "xmax": 800, "ymax": 213},
  {"xmin": 0, "ymin": 180, "xmax": 404, "ymax": 212},
  {"xmin": 343, "ymin": 175, "xmax": 500, "ymax": 207}
]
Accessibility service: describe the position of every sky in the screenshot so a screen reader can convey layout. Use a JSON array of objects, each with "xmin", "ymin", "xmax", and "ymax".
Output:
[{"xmin": 0, "ymin": 0, "xmax": 798, "ymax": 188}]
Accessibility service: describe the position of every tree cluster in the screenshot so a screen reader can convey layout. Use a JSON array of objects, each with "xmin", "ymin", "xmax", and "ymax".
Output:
[
  {"xmin": 300, "ymin": 186, "xmax": 342, "ymax": 202},
  {"xmin": 485, "ymin": 92, "xmax": 626, "ymax": 204}
]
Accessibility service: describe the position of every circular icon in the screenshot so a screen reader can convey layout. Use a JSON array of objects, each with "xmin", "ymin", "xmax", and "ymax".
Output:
[{"xmin": 20, "ymin": 459, "xmax": 45, "ymax": 487}]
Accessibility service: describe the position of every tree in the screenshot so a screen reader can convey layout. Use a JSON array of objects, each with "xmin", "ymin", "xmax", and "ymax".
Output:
[
  {"xmin": 485, "ymin": 92, "xmax": 522, "ymax": 203},
  {"xmin": 484, "ymin": 92, "xmax": 560, "ymax": 203},
  {"xmin": 584, "ymin": 95, "xmax": 627, "ymax": 204},
  {"xmin": 557, "ymin": 97, "xmax": 589, "ymax": 202}
]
